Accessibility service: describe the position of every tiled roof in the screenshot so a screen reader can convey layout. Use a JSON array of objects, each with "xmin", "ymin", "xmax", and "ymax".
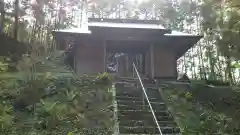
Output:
[
  {"xmin": 88, "ymin": 21, "xmax": 165, "ymax": 29},
  {"xmin": 53, "ymin": 28, "xmax": 91, "ymax": 34},
  {"xmin": 165, "ymin": 31, "xmax": 194, "ymax": 36},
  {"xmin": 53, "ymin": 18, "xmax": 201, "ymax": 37}
]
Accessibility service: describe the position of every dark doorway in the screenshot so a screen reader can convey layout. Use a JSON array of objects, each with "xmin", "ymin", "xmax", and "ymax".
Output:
[{"xmin": 105, "ymin": 40, "xmax": 148, "ymax": 77}]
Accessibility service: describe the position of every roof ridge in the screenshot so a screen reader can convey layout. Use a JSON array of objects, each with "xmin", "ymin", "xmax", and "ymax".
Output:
[{"xmin": 88, "ymin": 17, "xmax": 162, "ymax": 25}]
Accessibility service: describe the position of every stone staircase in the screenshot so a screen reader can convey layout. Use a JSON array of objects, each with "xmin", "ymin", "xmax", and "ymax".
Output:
[{"xmin": 114, "ymin": 79, "xmax": 180, "ymax": 135}]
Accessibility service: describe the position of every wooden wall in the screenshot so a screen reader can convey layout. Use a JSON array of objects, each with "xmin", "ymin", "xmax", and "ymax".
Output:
[
  {"xmin": 75, "ymin": 40, "xmax": 106, "ymax": 75},
  {"xmin": 152, "ymin": 45, "xmax": 177, "ymax": 79}
]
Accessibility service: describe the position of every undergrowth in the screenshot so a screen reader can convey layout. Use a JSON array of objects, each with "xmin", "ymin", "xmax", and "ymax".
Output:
[
  {"xmin": 160, "ymin": 82, "xmax": 240, "ymax": 135},
  {"xmin": 0, "ymin": 72, "xmax": 114, "ymax": 135}
]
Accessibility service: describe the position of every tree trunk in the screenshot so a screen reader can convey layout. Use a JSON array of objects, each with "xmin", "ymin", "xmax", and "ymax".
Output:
[
  {"xmin": 14, "ymin": 0, "xmax": 19, "ymax": 40},
  {"xmin": 191, "ymin": 48, "xmax": 197, "ymax": 79},
  {"xmin": 0, "ymin": 11, "xmax": 4, "ymax": 32},
  {"xmin": 207, "ymin": 40, "xmax": 216, "ymax": 80},
  {"xmin": 226, "ymin": 55, "xmax": 233, "ymax": 84},
  {"xmin": 198, "ymin": 44, "xmax": 207, "ymax": 80},
  {"xmin": 0, "ymin": 1, "xmax": 5, "ymax": 33}
]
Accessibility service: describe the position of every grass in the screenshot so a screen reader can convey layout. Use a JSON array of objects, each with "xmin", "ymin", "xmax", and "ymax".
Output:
[{"xmin": 160, "ymin": 82, "xmax": 240, "ymax": 135}]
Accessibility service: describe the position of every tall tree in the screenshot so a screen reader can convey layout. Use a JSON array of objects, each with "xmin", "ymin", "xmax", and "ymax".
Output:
[
  {"xmin": 14, "ymin": 0, "xmax": 19, "ymax": 39},
  {"xmin": 0, "ymin": 0, "xmax": 4, "ymax": 32}
]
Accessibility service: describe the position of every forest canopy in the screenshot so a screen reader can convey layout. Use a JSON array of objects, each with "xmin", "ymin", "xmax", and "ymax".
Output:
[{"xmin": 0, "ymin": 0, "xmax": 240, "ymax": 82}]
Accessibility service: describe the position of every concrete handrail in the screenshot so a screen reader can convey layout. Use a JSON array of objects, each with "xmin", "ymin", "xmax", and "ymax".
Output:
[{"xmin": 132, "ymin": 63, "xmax": 163, "ymax": 135}]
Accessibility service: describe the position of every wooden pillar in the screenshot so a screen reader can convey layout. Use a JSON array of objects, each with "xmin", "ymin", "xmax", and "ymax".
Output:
[
  {"xmin": 142, "ymin": 53, "xmax": 146, "ymax": 74},
  {"xmin": 125, "ymin": 54, "xmax": 128, "ymax": 74},
  {"xmin": 73, "ymin": 43, "xmax": 77, "ymax": 72},
  {"xmin": 103, "ymin": 40, "xmax": 106, "ymax": 72},
  {"xmin": 138, "ymin": 54, "xmax": 141, "ymax": 72},
  {"xmin": 116, "ymin": 56, "xmax": 119, "ymax": 74},
  {"xmin": 129, "ymin": 54, "xmax": 133, "ymax": 73},
  {"xmin": 150, "ymin": 44, "xmax": 155, "ymax": 78},
  {"xmin": 145, "ymin": 51, "xmax": 149, "ymax": 77},
  {"xmin": 174, "ymin": 55, "xmax": 178, "ymax": 79}
]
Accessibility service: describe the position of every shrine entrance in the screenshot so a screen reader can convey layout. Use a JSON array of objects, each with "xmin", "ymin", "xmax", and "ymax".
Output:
[
  {"xmin": 105, "ymin": 40, "xmax": 151, "ymax": 78},
  {"xmin": 106, "ymin": 52, "xmax": 146, "ymax": 77}
]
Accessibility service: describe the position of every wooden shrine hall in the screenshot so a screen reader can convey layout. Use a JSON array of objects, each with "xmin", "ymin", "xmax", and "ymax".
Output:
[{"xmin": 52, "ymin": 18, "xmax": 202, "ymax": 79}]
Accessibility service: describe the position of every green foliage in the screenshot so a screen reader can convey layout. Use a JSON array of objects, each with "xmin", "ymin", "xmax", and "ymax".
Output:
[
  {"xmin": 161, "ymin": 83, "xmax": 240, "ymax": 135},
  {"xmin": 95, "ymin": 72, "xmax": 112, "ymax": 86},
  {"xmin": 0, "ymin": 73, "xmax": 114, "ymax": 135},
  {"xmin": 0, "ymin": 56, "xmax": 8, "ymax": 72},
  {"xmin": 231, "ymin": 62, "xmax": 240, "ymax": 68}
]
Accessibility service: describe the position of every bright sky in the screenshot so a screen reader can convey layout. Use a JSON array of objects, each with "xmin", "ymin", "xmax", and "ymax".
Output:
[
  {"xmin": 129, "ymin": 0, "xmax": 149, "ymax": 4},
  {"xmin": 129, "ymin": 0, "xmax": 146, "ymax": 2}
]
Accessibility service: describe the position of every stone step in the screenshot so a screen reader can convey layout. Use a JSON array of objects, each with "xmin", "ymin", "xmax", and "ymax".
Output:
[
  {"xmin": 117, "ymin": 100, "xmax": 165, "ymax": 106},
  {"xmin": 116, "ymin": 96, "xmax": 161, "ymax": 102},
  {"xmin": 115, "ymin": 86, "xmax": 138, "ymax": 91},
  {"xmin": 116, "ymin": 91, "xmax": 163, "ymax": 99},
  {"xmin": 116, "ymin": 86, "xmax": 137, "ymax": 91},
  {"xmin": 116, "ymin": 88, "xmax": 161, "ymax": 95},
  {"xmin": 118, "ymin": 116, "xmax": 174, "ymax": 125},
  {"xmin": 118, "ymin": 110, "xmax": 171, "ymax": 117},
  {"xmin": 120, "ymin": 80, "xmax": 137, "ymax": 83},
  {"xmin": 118, "ymin": 113, "xmax": 174, "ymax": 122},
  {"xmin": 119, "ymin": 126, "xmax": 180, "ymax": 134},
  {"xmin": 116, "ymin": 92, "xmax": 142, "ymax": 98},
  {"xmin": 117, "ymin": 89, "xmax": 161, "ymax": 98},
  {"xmin": 146, "ymin": 88, "xmax": 161, "ymax": 94},
  {"xmin": 115, "ymin": 83, "xmax": 136, "ymax": 89},
  {"xmin": 146, "ymin": 93, "xmax": 161, "ymax": 98},
  {"xmin": 116, "ymin": 87, "xmax": 159, "ymax": 92},
  {"xmin": 115, "ymin": 77, "xmax": 137, "ymax": 80},
  {"xmin": 117, "ymin": 104, "xmax": 167, "ymax": 111},
  {"xmin": 116, "ymin": 88, "xmax": 140, "ymax": 93},
  {"xmin": 119, "ymin": 120, "xmax": 178, "ymax": 127},
  {"xmin": 144, "ymin": 84, "xmax": 160, "ymax": 89},
  {"xmin": 115, "ymin": 81, "xmax": 136, "ymax": 85}
]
